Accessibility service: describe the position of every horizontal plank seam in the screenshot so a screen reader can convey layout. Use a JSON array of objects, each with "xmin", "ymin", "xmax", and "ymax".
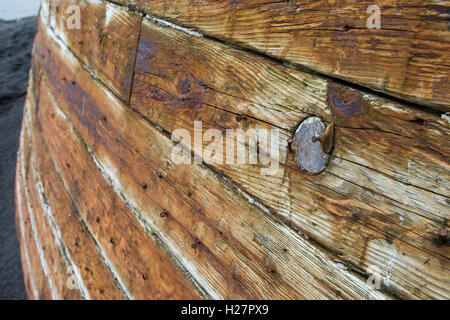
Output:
[
  {"xmin": 37, "ymin": 8, "xmax": 446, "ymax": 300},
  {"xmin": 318, "ymin": 171, "xmax": 450, "ymax": 260},
  {"xmin": 36, "ymin": 80, "xmax": 135, "ymax": 300},
  {"xmin": 23, "ymin": 110, "xmax": 91, "ymax": 299},
  {"xmin": 131, "ymin": 100, "xmax": 448, "ymax": 261},
  {"xmin": 40, "ymin": 75, "xmax": 213, "ymax": 300},
  {"xmin": 19, "ymin": 125, "xmax": 59, "ymax": 300},
  {"xmin": 38, "ymin": 33, "xmax": 388, "ymax": 296},
  {"xmin": 130, "ymin": 102, "xmax": 450, "ymax": 280},
  {"xmin": 105, "ymin": 0, "xmax": 446, "ymax": 115},
  {"xmin": 135, "ymin": 79, "xmax": 448, "ymax": 206},
  {"xmin": 46, "ymin": 10, "xmax": 448, "ymax": 202},
  {"xmin": 329, "ymin": 154, "xmax": 449, "ymax": 210},
  {"xmin": 135, "ymin": 78, "xmax": 295, "ymax": 131},
  {"xmin": 146, "ymin": 15, "xmax": 204, "ymax": 38},
  {"xmin": 45, "ymin": 23, "xmax": 131, "ymax": 108},
  {"xmin": 39, "ymin": 18, "xmax": 213, "ymax": 298},
  {"xmin": 40, "ymin": 19, "xmax": 431, "ymax": 298},
  {"xmin": 336, "ymin": 124, "xmax": 449, "ymax": 160},
  {"xmin": 16, "ymin": 133, "xmax": 39, "ymax": 300},
  {"xmin": 26, "ymin": 64, "xmax": 131, "ymax": 298},
  {"xmin": 126, "ymin": 102, "xmax": 402, "ymax": 298}
]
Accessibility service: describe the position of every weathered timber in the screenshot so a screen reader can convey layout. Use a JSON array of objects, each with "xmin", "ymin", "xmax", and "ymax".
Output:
[
  {"xmin": 32, "ymin": 12, "xmax": 391, "ymax": 299},
  {"xmin": 47, "ymin": 0, "xmax": 142, "ymax": 103},
  {"xmin": 114, "ymin": 0, "xmax": 450, "ymax": 111},
  {"xmin": 15, "ymin": 0, "xmax": 450, "ymax": 300},
  {"xmin": 32, "ymin": 71, "xmax": 203, "ymax": 298},
  {"xmin": 129, "ymin": 18, "xmax": 449, "ymax": 299},
  {"xmin": 16, "ymin": 115, "xmax": 54, "ymax": 299},
  {"xmin": 24, "ymin": 77, "xmax": 127, "ymax": 299},
  {"xmin": 15, "ymin": 106, "xmax": 38, "ymax": 300},
  {"xmin": 23, "ymin": 142, "xmax": 83, "ymax": 300}
]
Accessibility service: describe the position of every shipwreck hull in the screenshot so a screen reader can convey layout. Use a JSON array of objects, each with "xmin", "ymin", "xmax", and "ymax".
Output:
[{"xmin": 15, "ymin": 0, "xmax": 449, "ymax": 299}]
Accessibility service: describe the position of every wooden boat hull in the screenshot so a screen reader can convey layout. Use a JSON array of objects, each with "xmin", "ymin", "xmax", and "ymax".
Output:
[{"xmin": 15, "ymin": 0, "xmax": 449, "ymax": 299}]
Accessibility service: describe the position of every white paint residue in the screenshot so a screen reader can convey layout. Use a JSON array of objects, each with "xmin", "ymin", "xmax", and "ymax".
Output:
[
  {"xmin": 105, "ymin": 4, "xmax": 116, "ymax": 26},
  {"xmin": 87, "ymin": 0, "xmax": 103, "ymax": 6},
  {"xmin": 336, "ymin": 263, "xmax": 345, "ymax": 270},
  {"xmin": 24, "ymin": 112, "xmax": 90, "ymax": 298},
  {"xmin": 17, "ymin": 132, "xmax": 39, "ymax": 299},
  {"xmin": 88, "ymin": 144, "xmax": 217, "ymax": 299},
  {"xmin": 145, "ymin": 15, "xmax": 204, "ymax": 38},
  {"xmin": 407, "ymin": 160, "xmax": 412, "ymax": 185},
  {"xmin": 221, "ymin": 175, "xmax": 274, "ymax": 216}
]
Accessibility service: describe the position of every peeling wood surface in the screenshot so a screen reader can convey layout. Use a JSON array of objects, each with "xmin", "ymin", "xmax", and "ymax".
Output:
[
  {"xmin": 15, "ymin": 0, "xmax": 450, "ymax": 300},
  {"xmin": 114, "ymin": 0, "xmax": 450, "ymax": 112}
]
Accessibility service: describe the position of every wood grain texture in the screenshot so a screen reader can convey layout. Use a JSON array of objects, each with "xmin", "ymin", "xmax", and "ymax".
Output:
[
  {"xmin": 35, "ymin": 79, "xmax": 202, "ymax": 300},
  {"xmin": 16, "ymin": 162, "xmax": 52, "ymax": 300},
  {"xmin": 21, "ymin": 57, "xmax": 124, "ymax": 300},
  {"xmin": 129, "ymin": 18, "xmax": 450, "ymax": 299},
  {"xmin": 24, "ymin": 75, "xmax": 128, "ymax": 300},
  {"xmin": 33, "ymin": 12, "xmax": 391, "ymax": 300},
  {"xmin": 15, "ymin": 106, "xmax": 39, "ymax": 300},
  {"xmin": 34, "ymin": 17, "xmax": 204, "ymax": 299},
  {"xmin": 115, "ymin": 0, "xmax": 450, "ymax": 111},
  {"xmin": 20, "ymin": 83, "xmax": 84, "ymax": 300},
  {"xmin": 47, "ymin": 0, "xmax": 142, "ymax": 102},
  {"xmin": 15, "ymin": 0, "xmax": 449, "ymax": 300},
  {"xmin": 16, "ymin": 112, "xmax": 54, "ymax": 299},
  {"xmin": 23, "ymin": 143, "xmax": 83, "ymax": 300}
]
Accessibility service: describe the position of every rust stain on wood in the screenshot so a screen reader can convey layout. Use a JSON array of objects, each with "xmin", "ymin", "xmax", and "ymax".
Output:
[{"xmin": 328, "ymin": 83, "xmax": 370, "ymax": 122}]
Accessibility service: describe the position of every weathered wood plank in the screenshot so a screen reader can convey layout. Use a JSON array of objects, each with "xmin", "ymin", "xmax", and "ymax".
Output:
[
  {"xmin": 129, "ymin": 17, "xmax": 449, "ymax": 197},
  {"xmin": 23, "ymin": 133, "xmax": 83, "ymax": 299},
  {"xmin": 31, "ymin": 17, "xmax": 204, "ymax": 297},
  {"xmin": 23, "ymin": 76, "xmax": 128, "ymax": 300},
  {"xmin": 15, "ymin": 108, "xmax": 39, "ymax": 300},
  {"xmin": 16, "ymin": 160, "xmax": 48, "ymax": 300},
  {"xmin": 19, "ymin": 81, "xmax": 84, "ymax": 300},
  {"xmin": 16, "ymin": 119, "xmax": 54, "ymax": 300},
  {"xmin": 35, "ymin": 13, "xmax": 391, "ymax": 300},
  {"xmin": 46, "ymin": 0, "xmax": 142, "ymax": 103},
  {"xmin": 115, "ymin": 0, "xmax": 450, "ymax": 111},
  {"xmin": 128, "ymin": 18, "xmax": 450, "ymax": 299},
  {"xmin": 36, "ymin": 80, "xmax": 203, "ymax": 299},
  {"xmin": 16, "ymin": 227, "xmax": 35, "ymax": 299}
]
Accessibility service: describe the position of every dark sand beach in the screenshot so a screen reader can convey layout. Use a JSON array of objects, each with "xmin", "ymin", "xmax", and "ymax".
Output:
[{"xmin": 0, "ymin": 16, "xmax": 36, "ymax": 299}]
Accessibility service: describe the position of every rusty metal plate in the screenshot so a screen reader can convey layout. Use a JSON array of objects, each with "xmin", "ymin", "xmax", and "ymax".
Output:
[{"xmin": 293, "ymin": 117, "xmax": 330, "ymax": 174}]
